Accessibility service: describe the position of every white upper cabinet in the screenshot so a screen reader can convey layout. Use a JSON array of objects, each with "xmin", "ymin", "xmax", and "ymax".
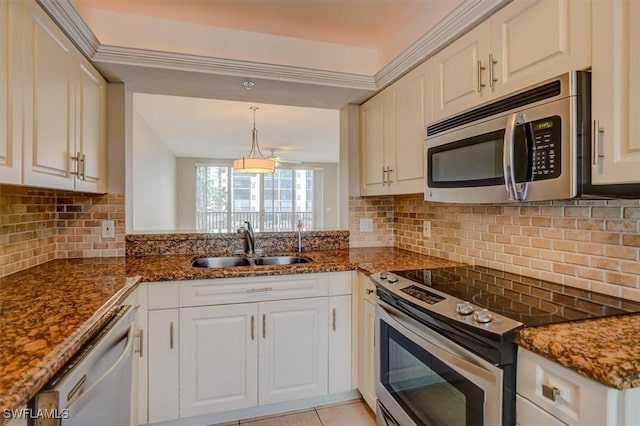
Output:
[
  {"xmin": 21, "ymin": 0, "xmax": 107, "ymax": 192},
  {"xmin": 360, "ymin": 61, "xmax": 431, "ymax": 196},
  {"xmin": 432, "ymin": 0, "xmax": 590, "ymax": 122},
  {"xmin": 590, "ymin": 0, "xmax": 640, "ymax": 186},
  {"xmin": 431, "ymin": 23, "xmax": 491, "ymax": 121},
  {"xmin": 0, "ymin": 1, "xmax": 21, "ymax": 184}
]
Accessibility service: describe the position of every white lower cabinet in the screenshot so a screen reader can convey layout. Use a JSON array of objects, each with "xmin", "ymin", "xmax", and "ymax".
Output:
[
  {"xmin": 357, "ymin": 272, "xmax": 377, "ymax": 411},
  {"xmin": 517, "ymin": 348, "xmax": 640, "ymax": 426},
  {"xmin": 141, "ymin": 272, "xmax": 354, "ymax": 424},
  {"xmin": 258, "ymin": 298, "xmax": 328, "ymax": 405},
  {"xmin": 180, "ymin": 303, "xmax": 258, "ymax": 417},
  {"xmin": 148, "ymin": 309, "xmax": 179, "ymax": 424}
]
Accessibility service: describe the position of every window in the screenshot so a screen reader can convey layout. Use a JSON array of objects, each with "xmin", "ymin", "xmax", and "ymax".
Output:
[{"xmin": 195, "ymin": 165, "xmax": 320, "ymax": 232}]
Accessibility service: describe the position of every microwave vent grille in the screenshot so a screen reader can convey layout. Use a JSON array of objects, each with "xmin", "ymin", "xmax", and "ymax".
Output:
[{"xmin": 427, "ymin": 80, "xmax": 562, "ymax": 137}]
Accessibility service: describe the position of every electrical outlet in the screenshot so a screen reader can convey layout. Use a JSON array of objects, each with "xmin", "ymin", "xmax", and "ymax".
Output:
[
  {"xmin": 423, "ymin": 220, "xmax": 431, "ymax": 238},
  {"xmin": 101, "ymin": 220, "xmax": 115, "ymax": 238},
  {"xmin": 360, "ymin": 218, "xmax": 373, "ymax": 233}
]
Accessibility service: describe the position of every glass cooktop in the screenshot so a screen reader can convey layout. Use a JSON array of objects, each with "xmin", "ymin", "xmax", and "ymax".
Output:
[{"xmin": 393, "ymin": 266, "xmax": 640, "ymax": 327}]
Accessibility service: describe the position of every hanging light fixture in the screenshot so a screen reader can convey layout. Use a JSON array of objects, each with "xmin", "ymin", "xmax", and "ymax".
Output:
[{"xmin": 233, "ymin": 106, "xmax": 276, "ymax": 174}]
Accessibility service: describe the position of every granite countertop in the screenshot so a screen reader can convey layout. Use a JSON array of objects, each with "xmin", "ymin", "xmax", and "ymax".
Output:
[
  {"xmin": 0, "ymin": 247, "xmax": 454, "ymax": 416},
  {"xmin": 516, "ymin": 315, "xmax": 640, "ymax": 390},
  {"xmin": 0, "ymin": 258, "xmax": 138, "ymax": 418}
]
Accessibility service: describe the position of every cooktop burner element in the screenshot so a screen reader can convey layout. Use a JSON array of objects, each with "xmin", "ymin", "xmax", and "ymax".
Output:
[{"xmin": 391, "ymin": 266, "xmax": 640, "ymax": 327}]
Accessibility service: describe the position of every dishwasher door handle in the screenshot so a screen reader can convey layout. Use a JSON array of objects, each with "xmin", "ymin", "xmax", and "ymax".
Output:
[{"xmin": 66, "ymin": 322, "xmax": 135, "ymax": 408}]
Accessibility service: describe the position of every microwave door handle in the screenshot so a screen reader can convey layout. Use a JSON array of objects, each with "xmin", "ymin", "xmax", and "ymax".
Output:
[{"xmin": 503, "ymin": 112, "xmax": 528, "ymax": 201}]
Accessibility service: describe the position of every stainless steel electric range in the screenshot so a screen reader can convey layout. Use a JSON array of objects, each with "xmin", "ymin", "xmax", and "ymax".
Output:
[{"xmin": 371, "ymin": 265, "xmax": 640, "ymax": 426}]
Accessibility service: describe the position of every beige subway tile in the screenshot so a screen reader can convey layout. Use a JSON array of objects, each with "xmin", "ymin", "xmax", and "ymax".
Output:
[
  {"xmin": 576, "ymin": 267, "xmax": 604, "ymax": 281},
  {"xmin": 577, "ymin": 242, "xmax": 604, "ymax": 256},
  {"xmin": 606, "ymin": 245, "xmax": 638, "ymax": 261},
  {"xmin": 563, "ymin": 275, "xmax": 590, "ymax": 290},
  {"xmin": 591, "ymin": 257, "xmax": 621, "ymax": 271},
  {"xmin": 553, "ymin": 262, "xmax": 576, "ymax": 276},
  {"xmin": 563, "ymin": 229, "xmax": 591, "ymax": 242},
  {"xmin": 553, "ymin": 240, "xmax": 576, "ymax": 252},
  {"xmin": 622, "ymin": 234, "xmax": 640, "ymax": 247},
  {"xmin": 621, "ymin": 260, "xmax": 640, "ymax": 275},
  {"xmin": 592, "ymin": 207, "xmax": 623, "ymax": 219},
  {"xmin": 592, "ymin": 231, "xmax": 621, "ymax": 245},
  {"xmin": 605, "ymin": 271, "xmax": 638, "ymax": 288}
]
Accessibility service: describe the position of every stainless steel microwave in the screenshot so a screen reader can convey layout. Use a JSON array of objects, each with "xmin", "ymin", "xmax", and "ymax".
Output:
[{"xmin": 425, "ymin": 71, "xmax": 591, "ymax": 203}]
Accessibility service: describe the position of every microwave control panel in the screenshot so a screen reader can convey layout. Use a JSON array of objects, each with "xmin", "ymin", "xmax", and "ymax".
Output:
[{"xmin": 530, "ymin": 116, "xmax": 561, "ymax": 180}]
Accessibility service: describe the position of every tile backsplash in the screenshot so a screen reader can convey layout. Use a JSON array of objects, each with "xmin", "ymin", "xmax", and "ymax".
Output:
[
  {"xmin": 0, "ymin": 185, "xmax": 125, "ymax": 278},
  {"xmin": 350, "ymin": 194, "xmax": 640, "ymax": 300}
]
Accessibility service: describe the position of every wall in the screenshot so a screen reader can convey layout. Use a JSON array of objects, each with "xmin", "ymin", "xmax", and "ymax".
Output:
[
  {"xmin": 132, "ymin": 110, "xmax": 177, "ymax": 231},
  {"xmin": 349, "ymin": 194, "xmax": 640, "ymax": 301},
  {"xmin": 0, "ymin": 184, "xmax": 125, "ymax": 278}
]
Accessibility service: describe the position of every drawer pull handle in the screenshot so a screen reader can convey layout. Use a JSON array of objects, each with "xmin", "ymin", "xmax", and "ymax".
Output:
[
  {"xmin": 246, "ymin": 287, "xmax": 273, "ymax": 293},
  {"xmin": 366, "ymin": 289, "xmax": 375, "ymax": 295},
  {"xmin": 262, "ymin": 314, "xmax": 266, "ymax": 339},
  {"xmin": 332, "ymin": 308, "xmax": 337, "ymax": 331},
  {"xmin": 251, "ymin": 315, "xmax": 255, "ymax": 340},
  {"xmin": 542, "ymin": 384, "xmax": 561, "ymax": 401}
]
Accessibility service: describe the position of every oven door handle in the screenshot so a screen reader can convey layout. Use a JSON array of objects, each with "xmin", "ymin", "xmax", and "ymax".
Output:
[{"xmin": 503, "ymin": 112, "xmax": 529, "ymax": 201}]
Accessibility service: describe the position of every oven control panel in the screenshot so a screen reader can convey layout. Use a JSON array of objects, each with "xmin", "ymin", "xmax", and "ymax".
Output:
[{"xmin": 372, "ymin": 271, "xmax": 523, "ymax": 335}]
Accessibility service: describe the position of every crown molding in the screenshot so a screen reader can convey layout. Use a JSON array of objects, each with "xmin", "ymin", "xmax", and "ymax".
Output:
[
  {"xmin": 93, "ymin": 45, "xmax": 378, "ymax": 90},
  {"xmin": 36, "ymin": 0, "xmax": 100, "ymax": 58},
  {"xmin": 374, "ymin": 0, "xmax": 512, "ymax": 89}
]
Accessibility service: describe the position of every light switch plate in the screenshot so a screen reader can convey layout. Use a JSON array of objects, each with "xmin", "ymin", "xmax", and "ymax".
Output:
[
  {"xmin": 360, "ymin": 218, "xmax": 373, "ymax": 233},
  {"xmin": 101, "ymin": 220, "xmax": 115, "ymax": 238}
]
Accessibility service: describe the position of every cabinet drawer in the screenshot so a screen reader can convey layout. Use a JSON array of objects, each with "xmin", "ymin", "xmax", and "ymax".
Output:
[
  {"xmin": 148, "ymin": 282, "xmax": 180, "ymax": 310},
  {"xmin": 327, "ymin": 271, "xmax": 353, "ymax": 296},
  {"xmin": 180, "ymin": 274, "xmax": 329, "ymax": 307},
  {"xmin": 517, "ymin": 348, "xmax": 612, "ymax": 426},
  {"xmin": 517, "ymin": 394, "xmax": 567, "ymax": 426}
]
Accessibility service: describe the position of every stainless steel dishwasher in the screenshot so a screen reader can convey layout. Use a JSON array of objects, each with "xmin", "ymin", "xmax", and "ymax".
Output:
[{"xmin": 30, "ymin": 305, "xmax": 134, "ymax": 426}]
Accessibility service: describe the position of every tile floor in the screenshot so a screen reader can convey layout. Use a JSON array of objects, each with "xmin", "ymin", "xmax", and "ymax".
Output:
[{"xmin": 213, "ymin": 399, "xmax": 376, "ymax": 426}]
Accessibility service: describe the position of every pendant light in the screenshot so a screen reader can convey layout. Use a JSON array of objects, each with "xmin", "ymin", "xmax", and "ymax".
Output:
[{"xmin": 233, "ymin": 106, "xmax": 275, "ymax": 174}]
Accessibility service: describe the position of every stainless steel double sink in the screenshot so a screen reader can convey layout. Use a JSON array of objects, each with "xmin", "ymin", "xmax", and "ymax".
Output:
[{"xmin": 191, "ymin": 255, "xmax": 312, "ymax": 268}]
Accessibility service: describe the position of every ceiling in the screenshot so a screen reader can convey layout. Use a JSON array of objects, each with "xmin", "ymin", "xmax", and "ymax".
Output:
[
  {"xmin": 133, "ymin": 94, "xmax": 340, "ymax": 163},
  {"xmin": 70, "ymin": 0, "xmax": 433, "ymax": 49}
]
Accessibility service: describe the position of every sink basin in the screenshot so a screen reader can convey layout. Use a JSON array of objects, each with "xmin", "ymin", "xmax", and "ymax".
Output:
[
  {"xmin": 251, "ymin": 256, "xmax": 312, "ymax": 266},
  {"xmin": 191, "ymin": 256, "xmax": 251, "ymax": 268}
]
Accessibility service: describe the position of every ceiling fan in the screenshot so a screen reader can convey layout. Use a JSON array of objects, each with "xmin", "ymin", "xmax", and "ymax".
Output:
[{"xmin": 267, "ymin": 148, "xmax": 301, "ymax": 167}]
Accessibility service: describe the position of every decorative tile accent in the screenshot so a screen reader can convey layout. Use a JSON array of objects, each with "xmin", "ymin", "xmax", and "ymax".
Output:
[
  {"xmin": 126, "ymin": 230, "xmax": 350, "ymax": 257},
  {"xmin": 0, "ymin": 184, "xmax": 125, "ymax": 278}
]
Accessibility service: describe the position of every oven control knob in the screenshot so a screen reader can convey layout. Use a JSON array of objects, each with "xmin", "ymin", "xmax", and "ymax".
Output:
[
  {"xmin": 473, "ymin": 309, "xmax": 493, "ymax": 324},
  {"xmin": 456, "ymin": 302, "xmax": 474, "ymax": 315},
  {"xmin": 386, "ymin": 274, "xmax": 399, "ymax": 283},
  {"xmin": 380, "ymin": 271, "xmax": 389, "ymax": 279}
]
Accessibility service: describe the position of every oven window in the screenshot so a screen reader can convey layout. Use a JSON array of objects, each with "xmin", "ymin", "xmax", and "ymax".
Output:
[{"xmin": 380, "ymin": 320, "xmax": 483, "ymax": 426}]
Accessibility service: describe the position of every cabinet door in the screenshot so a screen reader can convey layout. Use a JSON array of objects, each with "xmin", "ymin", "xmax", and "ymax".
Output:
[
  {"xmin": 490, "ymin": 0, "xmax": 590, "ymax": 99},
  {"xmin": 180, "ymin": 304, "xmax": 258, "ymax": 418},
  {"xmin": 22, "ymin": 0, "xmax": 75, "ymax": 190},
  {"xmin": 74, "ymin": 57, "xmax": 107, "ymax": 193},
  {"xmin": 591, "ymin": 0, "xmax": 640, "ymax": 185},
  {"xmin": 391, "ymin": 62, "xmax": 427, "ymax": 194},
  {"xmin": 148, "ymin": 309, "xmax": 179, "ymax": 423},
  {"xmin": 431, "ymin": 22, "xmax": 490, "ymax": 121},
  {"xmin": 0, "ymin": 1, "xmax": 21, "ymax": 184},
  {"xmin": 259, "ymin": 298, "xmax": 328, "ymax": 405},
  {"xmin": 328, "ymin": 294, "xmax": 352, "ymax": 394},
  {"xmin": 358, "ymin": 298, "xmax": 376, "ymax": 411},
  {"xmin": 360, "ymin": 90, "xmax": 391, "ymax": 195}
]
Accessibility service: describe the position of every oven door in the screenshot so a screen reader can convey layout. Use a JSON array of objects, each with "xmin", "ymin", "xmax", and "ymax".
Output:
[{"xmin": 375, "ymin": 300, "xmax": 503, "ymax": 426}]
